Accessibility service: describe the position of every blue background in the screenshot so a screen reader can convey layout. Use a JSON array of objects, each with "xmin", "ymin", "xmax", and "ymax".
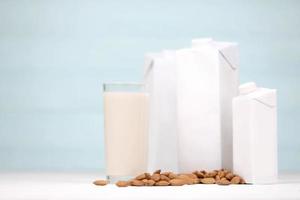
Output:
[{"xmin": 0, "ymin": 0, "xmax": 299, "ymax": 171}]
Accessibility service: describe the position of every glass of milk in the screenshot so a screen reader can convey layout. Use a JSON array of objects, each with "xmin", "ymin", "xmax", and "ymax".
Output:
[{"xmin": 103, "ymin": 83, "xmax": 149, "ymax": 183}]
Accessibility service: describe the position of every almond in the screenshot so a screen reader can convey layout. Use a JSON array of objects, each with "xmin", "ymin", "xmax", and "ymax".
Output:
[
  {"xmin": 161, "ymin": 172, "xmax": 171, "ymax": 176},
  {"xmin": 153, "ymin": 169, "xmax": 161, "ymax": 174},
  {"xmin": 151, "ymin": 173, "xmax": 160, "ymax": 182},
  {"xmin": 223, "ymin": 169, "xmax": 230, "ymax": 176},
  {"xmin": 93, "ymin": 180, "xmax": 108, "ymax": 186},
  {"xmin": 195, "ymin": 171, "xmax": 205, "ymax": 178},
  {"xmin": 231, "ymin": 176, "xmax": 241, "ymax": 184},
  {"xmin": 201, "ymin": 177, "xmax": 215, "ymax": 184},
  {"xmin": 192, "ymin": 178, "xmax": 200, "ymax": 184},
  {"xmin": 217, "ymin": 170, "xmax": 226, "ymax": 178},
  {"xmin": 215, "ymin": 175, "xmax": 221, "ymax": 181},
  {"xmin": 177, "ymin": 175, "xmax": 194, "ymax": 185},
  {"xmin": 192, "ymin": 171, "xmax": 198, "ymax": 175},
  {"xmin": 240, "ymin": 177, "xmax": 246, "ymax": 184},
  {"xmin": 205, "ymin": 171, "xmax": 217, "ymax": 178},
  {"xmin": 131, "ymin": 180, "xmax": 144, "ymax": 186},
  {"xmin": 217, "ymin": 178, "xmax": 230, "ymax": 185},
  {"xmin": 142, "ymin": 179, "xmax": 148, "ymax": 184},
  {"xmin": 116, "ymin": 180, "xmax": 129, "ymax": 187},
  {"xmin": 155, "ymin": 180, "xmax": 169, "ymax": 186},
  {"xmin": 145, "ymin": 173, "xmax": 151, "ymax": 179},
  {"xmin": 225, "ymin": 173, "xmax": 234, "ymax": 180},
  {"xmin": 135, "ymin": 173, "xmax": 146, "ymax": 180},
  {"xmin": 170, "ymin": 178, "xmax": 186, "ymax": 186},
  {"xmin": 147, "ymin": 179, "xmax": 156, "ymax": 186},
  {"xmin": 185, "ymin": 173, "xmax": 198, "ymax": 179},
  {"xmin": 177, "ymin": 174, "xmax": 190, "ymax": 179},
  {"xmin": 142, "ymin": 179, "xmax": 155, "ymax": 186},
  {"xmin": 160, "ymin": 174, "xmax": 170, "ymax": 181},
  {"xmin": 178, "ymin": 174, "xmax": 199, "ymax": 184},
  {"xmin": 168, "ymin": 172, "xmax": 177, "ymax": 179}
]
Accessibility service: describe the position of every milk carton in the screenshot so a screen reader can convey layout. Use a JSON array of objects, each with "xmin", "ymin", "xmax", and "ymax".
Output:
[
  {"xmin": 233, "ymin": 82, "xmax": 277, "ymax": 184},
  {"xmin": 176, "ymin": 38, "xmax": 239, "ymax": 172},
  {"xmin": 144, "ymin": 50, "xmax": 178, "ymax": 172}
]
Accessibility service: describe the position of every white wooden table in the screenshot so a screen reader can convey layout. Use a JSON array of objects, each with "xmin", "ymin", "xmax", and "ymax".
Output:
[{"xmin": 0, "ymin": 172, "xmax": 299, "ymax": 200}]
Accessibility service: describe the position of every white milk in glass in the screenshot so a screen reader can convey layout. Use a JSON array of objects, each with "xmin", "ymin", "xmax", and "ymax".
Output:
[{"xmin": 103, "ymin": 83, "xmax": 149, "ymax": 182}]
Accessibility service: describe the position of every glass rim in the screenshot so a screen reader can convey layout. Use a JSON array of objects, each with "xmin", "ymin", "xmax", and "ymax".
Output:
[
  {"xmin": 103, "ymin": 82, "xmax": 145, "ymax": 92},
  {"xmin": 103, "ymin": 82, "xmax": 144, "ymax": 86}
]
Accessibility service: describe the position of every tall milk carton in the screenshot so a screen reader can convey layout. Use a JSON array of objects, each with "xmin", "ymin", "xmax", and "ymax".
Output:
[
  {"xmin": 176, "ymin": 38, "xmax": 239, "ymax": 172},
  {"xmin": 144, "ymin": 50, "xmax": 178, "ymax": 173},
  {"xmin": 233, "ymin": 82, "xmax": 277, "ymax": 184}
]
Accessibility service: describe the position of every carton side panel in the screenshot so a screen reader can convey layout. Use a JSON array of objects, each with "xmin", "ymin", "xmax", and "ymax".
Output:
[
  {"xmin": 218, "ymin": 45, "xmax": 239, "ymax": 170},
  {"xmin": 233, "ymin": 97, "xmax": 253, "ymax": 183},
  {"xmin": 251, "ymin": 92, "xmax": 278, "ymax": 184},
  {"xmin": 177, "ymin": 49, "xmax": 221, "ymax": 172}
]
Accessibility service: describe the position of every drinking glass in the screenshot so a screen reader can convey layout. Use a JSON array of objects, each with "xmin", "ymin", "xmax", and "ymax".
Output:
[{"xmin": 103, "ymin": 82, "xmax": 149, "ymax": 183}]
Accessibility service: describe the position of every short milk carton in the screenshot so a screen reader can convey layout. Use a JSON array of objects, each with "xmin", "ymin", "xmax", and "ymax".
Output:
[{"xmin": 233, "ymin": 82, "xmax": 277, "ymax": 184}]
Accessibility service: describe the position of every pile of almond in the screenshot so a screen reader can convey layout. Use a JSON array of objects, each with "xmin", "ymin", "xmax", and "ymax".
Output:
[{"xmin": 93, "ymin": 169, "xmax": 246, "ymax": 187}]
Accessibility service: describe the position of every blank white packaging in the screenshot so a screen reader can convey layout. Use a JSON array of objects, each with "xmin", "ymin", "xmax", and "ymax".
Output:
[
  {"xmin": 144, "ymin": 50, "xmax": 178, "ymax": 173},
  {"xmin": 233, "ymin": 82, "xmax": 278, "ymax": 184},
  {"xmin": 176, "ymin": 38, "xmax": 239, "ymax": 172}
]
